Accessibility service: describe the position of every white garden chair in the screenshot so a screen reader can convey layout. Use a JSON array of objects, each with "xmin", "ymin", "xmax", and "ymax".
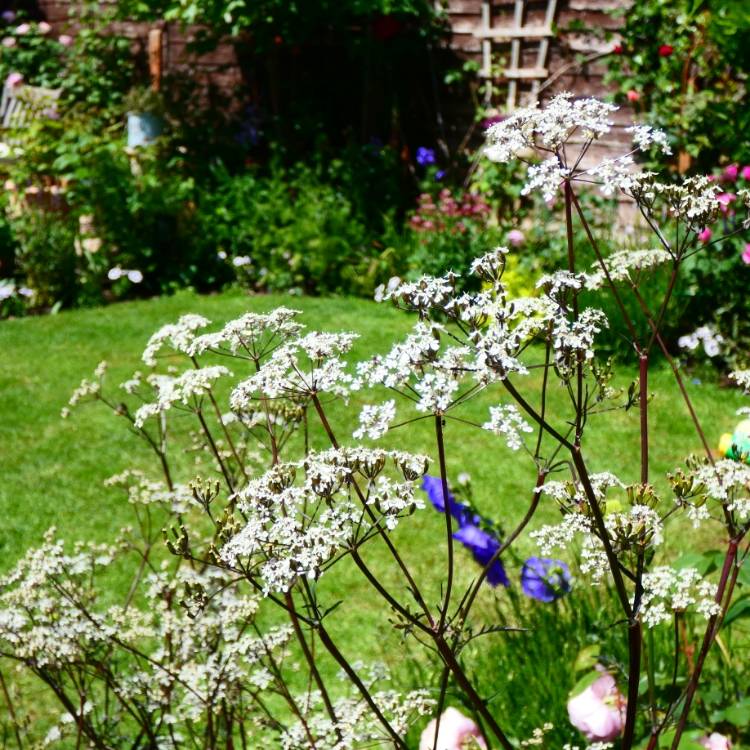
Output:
[{"xmin": 0, "ymin": 82, "xmax": 62, "ymax": 161}]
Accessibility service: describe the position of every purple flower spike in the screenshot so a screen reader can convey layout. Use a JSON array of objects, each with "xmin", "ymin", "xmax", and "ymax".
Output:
[
  {"xmin": 453, "ymin": 524, "xmax": 509, "ymax": 587},
  {"xmin": 521, "ymin": 557, "xmax": 571, "ymax": 602},
  {"xmin": 416, "ymin": 147, "xmax": 436, "ymax": 166}
]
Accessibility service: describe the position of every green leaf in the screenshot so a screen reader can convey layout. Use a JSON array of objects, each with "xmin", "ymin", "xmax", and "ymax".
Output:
[
  {"xmin": 573, "ymin": 644, "xmax": 601, "ymax": 674},
  {"xmin": 711, "ymin": 696, "xmax": 750, "ymax": 726},
  {"xmin": 723, "ymin": 595, "xmax": 750, "ymax": 628}
]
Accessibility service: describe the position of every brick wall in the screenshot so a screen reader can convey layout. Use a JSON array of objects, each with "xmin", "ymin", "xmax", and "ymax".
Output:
[
  {"xmin": 34, "ymin": 0, "xmax": 631, "ymax": 158},
  {"xmin": 35, "ymin": 0, "xmax": 244, "ymax": 101}
]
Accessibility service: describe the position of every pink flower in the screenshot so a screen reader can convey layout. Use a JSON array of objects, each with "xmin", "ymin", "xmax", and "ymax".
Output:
[
  {"xmin": 568, "ymin": 671, "xmax": 626, "ymax": 742},
  {"xmin": 626, "ymin": 89, "xmax": 640, "ymax": 102},
  {"xmin": 5, "ymin": 72, "xmax": 23, "ymax": 88},
  {"xmin": 742, "ymin": 244, "xmax": 750, "ymax": 265},
  {"xmin": 15, "ymin": 23, "xmax": 30, "ymax": 34},
  {"xmin": 658, "ymin": 44, "xmax": 674, "ymax": 57},
  {"xmin": 419, "ymin": 707, "xmax": 488, "ymax": 750},
  {"xmin": 698, "ymin": 227, "xmax": 712, "ymax": 243},
  {"xmin": 742, "ymin": 166, "xmax": 750, "ymax": 181},
  {"xmin": 700, "ymin": 733, "xmax": 732, "ymax": 750},
  {"xmin": 723, "ymin": 164, "xmax": 739, "ymax": 181},
  {"xmin": 717, "ymin": 192, "xmax": 736, "ymax": 213},
  {"xmin": 2, "ymin": 36, "xmax": 16, "ymax": 48},
  {"xmin": 38, "ymin": 21, "xmax": 52, "ymax": 35},
  {"xmin": 58, "ymin": 34, "xmax": 73, "ymax": 47},
  {"xmin": 507, "ymin": 229, "xmax": 525, "ymax": 247}
]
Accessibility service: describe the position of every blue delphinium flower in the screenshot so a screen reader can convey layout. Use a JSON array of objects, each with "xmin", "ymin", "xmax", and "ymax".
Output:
[
  {"xmin": 520, "ymin": 557, "xmax": 572, "ymax": 602},
  {"xmin": 453, "ymin": 524, "xmax": 510, "ymax": 587},
  {"xmin": 416, "ymin": 146, "xmax": 436, "ymax": 166},
  {"xmin": 421, "ymin": 475, "xmax": 467, "ymax": 520}
]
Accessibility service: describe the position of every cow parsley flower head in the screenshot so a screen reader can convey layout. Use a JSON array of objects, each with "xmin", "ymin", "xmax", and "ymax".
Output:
[
  {"xmin": 231, "ymin": 331, "xmax": 358, "ymax": 405},
  {"xmin": 639, "ymin": 566, "xmax": 720, "ymax": 627},
  {"xmin": 142, "ymin": 314, "xmax": 211, "ymax": 366},
  {"xmin": 585, "ymin": 249, "xmax": 671, "ymax": 290},
  {"xmin": 133, "ymin": 366, "xmax": 232, "ymax": 428},
  {"xmin": 483, "ymin": 404, "xmax": 534, "ymax": 450},
  {"xmin": 627, "ymin": 124, "xmax": 672, "ymax": 155},
  {"xmin": 353, "ymin": 400, "xmax": 396, "ymax": 440},
  {"xmin": 522, "ymin": 158, "xmax": 570, "ymax": 202},
  {"xmin": 189, "ymin": 307, "xmax": 303, "ymax": 356},
  {"xmin": 484, "ymin": 93, "xmax": 617, "ymax": 162}
]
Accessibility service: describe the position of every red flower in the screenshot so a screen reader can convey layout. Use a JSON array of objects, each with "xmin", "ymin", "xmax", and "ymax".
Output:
[
  {"xmin": 626, "ymin": 89, "xmax": 640, "ymax": 102},
  {"xmin": 658, "ymin": 44, "xmax": 674, "ymax": 57},
  {"xmin": 612, "ymin": 44, "xmax": 623, "ymax": 54}
]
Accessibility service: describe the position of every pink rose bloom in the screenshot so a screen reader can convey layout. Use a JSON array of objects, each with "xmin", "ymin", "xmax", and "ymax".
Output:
[
  {"xmin": 419, "ymin": 707, "xmax": 488, "ymax": 750},
  {"xmin": 717, "ymin": 192, "xmax": 736, "ymax": 213},
  {"xmin": 507, "ymin": 229, "xmax": 525, "ymax": 247},
  {"xmin": 626, "ymin": 89, "xmax": 640, "ymax": 102},
  {"xmin": 2, "ymin": 36, "xmax": 16, "ymax": 48},
  {"xmin": 15, "ymin": 23, "xmax": 30, "ymax": 34},
  {"xmin": 723, "ymin": 164, "xmax": 739, "ymax": 181},
  {"xmin": 698, "ymin": 227, "xmax": 712, "ymax": 243},
  {"xmin": 5, "ymin": 72, "xmax": 23, "ymax": 88},
  {"xmin": 568, "ymin": 672, "xmax": 626, "ymax": 742},
  {"xmin": 742, "ymin": 166, "xmax": 750, "ymax": 181},
  {"xmin": 38, "ymin": 21, "xmax": 52, "ymax": 35},
  {"xmin": 742, "ymin": 244, "xmax": 750, "ymax": 265},
  {"xmin": 58, "ymin": 34, "xmax": 73, "ymax": 47},
  {"xmin": 700, "ymin": 733, "xmax": 731, "ymax": 750}
]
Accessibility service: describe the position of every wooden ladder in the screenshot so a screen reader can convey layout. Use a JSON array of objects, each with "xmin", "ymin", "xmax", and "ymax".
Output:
[{"xmin": 475, "ymin": 0, "xmax": 558, "ymax": 111}]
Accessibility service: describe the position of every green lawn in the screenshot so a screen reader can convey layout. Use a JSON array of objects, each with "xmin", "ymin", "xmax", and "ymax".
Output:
[
  {"xmin": 1, "ymin": 286, "xmax": 744, "ymax": 634},
  {"xmin": 1, "ymin": 287, "xmax": 743, "ymax": 563},
  {"xmin": 2, "ymin": 288, "xmax": 748, "ymax": 742}
]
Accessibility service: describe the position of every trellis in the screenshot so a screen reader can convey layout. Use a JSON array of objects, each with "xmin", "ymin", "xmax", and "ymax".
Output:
[{"xmin": 475, "ymin": 0, "xmax": 558, "ymax": 111}]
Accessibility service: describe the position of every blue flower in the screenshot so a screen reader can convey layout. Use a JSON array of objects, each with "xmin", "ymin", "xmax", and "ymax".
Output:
[
  {"xmin": 453, "ymin": 524, "xmax": 510, "ymax": 587},
  {"xmin": 416, "ymin": 147, "xmax": 436, "ymax": 166},
  {"xmin": 435, "ymin": 169, "xmax": 446, "ymax": 181},
  {"xmin": 520, "ymin": 557, "xmax": 572, "ymax": 602},
  {"xmin": 421, "ymin": 475, "xmax": 480, "ymax": 527}
]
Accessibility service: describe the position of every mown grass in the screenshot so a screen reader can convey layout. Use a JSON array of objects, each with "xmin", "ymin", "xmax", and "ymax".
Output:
[{"xmin": 1, "ymin": 288, "xmax": 746, "ymax": 743}]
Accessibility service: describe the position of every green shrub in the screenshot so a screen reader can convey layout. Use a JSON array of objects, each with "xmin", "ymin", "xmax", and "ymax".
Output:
[{"xmin": 197, "ymin": 159, "xmax": 407, "ymax": 296}]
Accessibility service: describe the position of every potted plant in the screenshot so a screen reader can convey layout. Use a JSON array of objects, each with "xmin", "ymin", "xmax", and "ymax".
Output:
[{"xmin": 124, "ymin": 86, "xmax": 165, "ymax": 148}]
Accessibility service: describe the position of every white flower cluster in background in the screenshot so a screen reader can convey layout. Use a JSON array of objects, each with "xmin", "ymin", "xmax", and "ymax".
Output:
[
  {"xmin": 730, "ymin": 369, "xmax": 750, "ymax": 393},
  {"xmin": 639, "ymin": 566, "xmax": 720, "ymax": 627},
  {"xmin": 104, "ymin": 470, "xmax": 197, "ymax": 514},
  {"xmin": 678, "ymin": 326, "xmax": 724, "ymax": 358}
]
